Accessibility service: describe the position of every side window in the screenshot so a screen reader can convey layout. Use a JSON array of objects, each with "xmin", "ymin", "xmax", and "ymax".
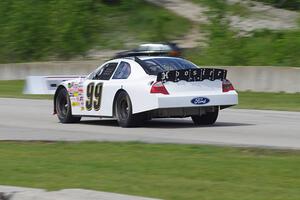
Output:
[
  {"xmin": 112, "ymin": 62, "xmax": 131, "ymax": 79},
  {"xmin": 94, "ymin": 63, "xmax": 118, "ymax": 80}
]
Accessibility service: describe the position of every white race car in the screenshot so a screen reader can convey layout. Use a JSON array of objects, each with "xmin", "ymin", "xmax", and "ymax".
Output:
[{"xmin": 54, "ymin": 56, "xmax": 238, "ymax": 127}]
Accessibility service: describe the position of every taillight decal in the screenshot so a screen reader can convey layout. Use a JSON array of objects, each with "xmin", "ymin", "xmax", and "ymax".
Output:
[
  {"xmin": 150, "ymin": 81, "xmax": 169, "ymax": 95},
  {"xmin": 222, "ymin": 79, "xmax": 235, "ymax": 92}
]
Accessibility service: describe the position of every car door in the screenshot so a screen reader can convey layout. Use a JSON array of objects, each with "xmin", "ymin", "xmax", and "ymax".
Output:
[{"xmin": 81, "ymin": 62, "xmax": 118, "ymax": 116}]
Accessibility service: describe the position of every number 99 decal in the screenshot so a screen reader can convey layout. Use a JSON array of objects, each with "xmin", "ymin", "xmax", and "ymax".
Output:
[{"xmin": 86, "ymin": 82, "xmax": 103, "ymax": 111}]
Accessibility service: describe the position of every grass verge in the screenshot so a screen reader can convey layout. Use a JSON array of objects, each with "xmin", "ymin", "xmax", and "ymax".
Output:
[
  {"xmin": 0, "ymin": 80, "xmax": 299, "ymax": 111},
  {"xmin": 0, "ymin": 80, "xmax": 52, "ymax": 99},
  {"xmin": 0, "ymin": 141, "xmax": 299, "ymax": 200},
  {"xmin": 236, "ymin": 91, "xmax": 300, "ymax": 111}
]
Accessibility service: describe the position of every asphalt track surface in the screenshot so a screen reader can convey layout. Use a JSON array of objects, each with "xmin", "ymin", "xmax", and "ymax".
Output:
[{"xmin": 0, "ymin": 98, "xmax": 299, "ymax": 149}]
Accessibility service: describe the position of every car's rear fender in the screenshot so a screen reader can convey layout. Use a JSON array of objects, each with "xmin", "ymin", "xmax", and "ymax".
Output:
[{"xmin": 122, "ymin": 76, "xmax": 159, "ymax": 114}]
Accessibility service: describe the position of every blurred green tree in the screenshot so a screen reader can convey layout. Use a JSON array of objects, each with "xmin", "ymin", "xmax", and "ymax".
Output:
[{"xmin": 0, "ymin": 0, "xmax": 101, "ymax": 62}]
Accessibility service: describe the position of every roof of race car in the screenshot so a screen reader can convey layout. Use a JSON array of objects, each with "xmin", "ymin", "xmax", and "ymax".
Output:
[{"xmin": 111, "ymin": 56, "xmax": 184, "ymax": 61}]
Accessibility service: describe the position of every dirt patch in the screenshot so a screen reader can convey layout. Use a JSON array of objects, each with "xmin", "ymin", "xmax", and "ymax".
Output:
[
  {"xmin": 227, "ymin": 0, "xmax": 299, "ymax": 33},
  {"xmin": 145, "ymin": 0, "xmax": 210, "ymax": 47}
]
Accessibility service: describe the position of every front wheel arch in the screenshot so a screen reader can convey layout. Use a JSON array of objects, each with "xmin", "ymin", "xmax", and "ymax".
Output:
[
  {"xmin": 55, "ymin": 86, "xmax": 81, "ymax": 123},
  {"xmin": 53, "ymin": 85, "xmax": 67, "ymax": 114}
]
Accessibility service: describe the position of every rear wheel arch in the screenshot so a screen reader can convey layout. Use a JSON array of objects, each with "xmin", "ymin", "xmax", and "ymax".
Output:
[
  {"xmin": 112, "ymin": 89, "xmax": 128, "ymax": 117},
  {"xmin": 113, "ymin": 90, "xmax": 147, "ymax": 127}
]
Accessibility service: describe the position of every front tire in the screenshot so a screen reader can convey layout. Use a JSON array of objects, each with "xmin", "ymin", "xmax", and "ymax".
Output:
[
  {"xmin": 55, "ymin": 88, "xmax": 81, "ymax": 123},
  {"xmin": 192, "ymin": 107, "xmax": 219, "ymax": 125},
  {"xmin": 115, "ymin": 91, "xmax": 145, "ymax": 127}
]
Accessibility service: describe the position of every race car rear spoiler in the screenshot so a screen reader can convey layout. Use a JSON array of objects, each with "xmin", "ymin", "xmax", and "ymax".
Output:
[{"xmin": 157, "ymin": 68, "xmax": 227, "ymax": 82}]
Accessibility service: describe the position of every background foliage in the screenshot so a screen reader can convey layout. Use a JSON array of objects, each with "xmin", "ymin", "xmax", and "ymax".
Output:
[
  {"xmin": 188, "ymin": 0, "xmax": 300, "ymax": 67},
  {"xmin": 254, "ymin": 0, "xmax": 300, "ymax": 10},
  {"xmin": 0, "ymin": 0, "xmax": 190, "ymax": 63}
]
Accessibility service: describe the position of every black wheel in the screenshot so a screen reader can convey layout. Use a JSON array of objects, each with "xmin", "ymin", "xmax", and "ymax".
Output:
[
  {"xmin": 55, "ymin": 88, "xmax": 81, "ymax": 123},
  {"xmin": 192, "ymin": 107, "xmax": 219, "ymax": 125},
  {"xmin": 115, "ymin": 91, "xmax": 145, "ymax": 127}
]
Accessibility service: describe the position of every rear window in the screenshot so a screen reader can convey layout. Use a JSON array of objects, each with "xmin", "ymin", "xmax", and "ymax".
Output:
[{"xmin": 142, "ymin": 58, "xmax": 197, "ymax": 75}]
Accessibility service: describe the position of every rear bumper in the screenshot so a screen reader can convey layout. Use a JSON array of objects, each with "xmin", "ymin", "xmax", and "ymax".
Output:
[
  {"xmin": 150, "ymin": 106, "xmax": 218, "ymax": 118},
  {"xmin": 157, "ymin": 91, "xmax": 238, "ymax": 109}
]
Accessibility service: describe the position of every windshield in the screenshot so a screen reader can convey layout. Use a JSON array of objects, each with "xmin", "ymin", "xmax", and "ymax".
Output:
[{"xmin": 142, "ymin": 58, "xmax": 197, "ymax": 75}]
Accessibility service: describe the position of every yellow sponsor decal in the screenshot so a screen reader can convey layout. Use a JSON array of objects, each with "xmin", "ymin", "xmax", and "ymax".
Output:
[{"xmin": 72, "ymin": 102, "xmax": 80, "ymax": 107}]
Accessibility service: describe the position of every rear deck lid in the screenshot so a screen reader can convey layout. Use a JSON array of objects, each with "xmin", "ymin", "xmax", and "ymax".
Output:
[{"xmin": 156, "ymin": 68, "xmax": 227, "ymax": 95}]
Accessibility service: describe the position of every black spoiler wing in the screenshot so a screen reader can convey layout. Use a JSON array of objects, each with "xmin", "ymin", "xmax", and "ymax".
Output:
[{"xmin": 157, "ymin": 68, "xmax": 227, "ymax": 82}]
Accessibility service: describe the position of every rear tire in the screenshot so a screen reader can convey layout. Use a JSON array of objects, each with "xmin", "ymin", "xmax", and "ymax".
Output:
[
  {"xmin": 115, "ymin": 91, "xmax": 145, "ymax": 127},
  {"xmin": 55, "ymin": 88, "xmax": 81, "ymax": 123},
  {"xmin": 192, "ymin": 107, "xmax": 219, "ymax": 125}
]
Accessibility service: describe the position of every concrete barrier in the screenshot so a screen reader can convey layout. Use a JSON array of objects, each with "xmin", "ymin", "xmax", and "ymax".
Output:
[
  {"xmin": 225, "ymin": 66, "xmax": 300, "ymax": 93},
  {"xmin": 0, "ymin": 60, "xmax": 102, "ymax": 80},
  {"xmin": 0, "ymin": 61, "xmax": 299, "ymax": 93},
  {"xmin": 24, "ymin": 75, "xmax": 86, "ymax": 94}
]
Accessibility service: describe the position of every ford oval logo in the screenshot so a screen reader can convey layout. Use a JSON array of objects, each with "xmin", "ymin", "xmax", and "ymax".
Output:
[{"xmin": 191, "ymin": 97, "xmax": 210, "ymax": 105}]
